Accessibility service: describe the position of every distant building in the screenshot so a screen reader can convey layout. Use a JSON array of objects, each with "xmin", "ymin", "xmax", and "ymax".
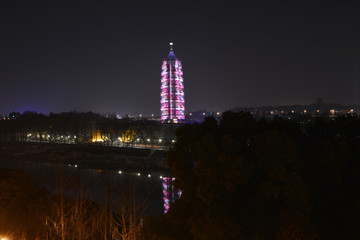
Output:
[{"xmin": 160, "ymin": 43, "xmax": 185, "ymax": 123}]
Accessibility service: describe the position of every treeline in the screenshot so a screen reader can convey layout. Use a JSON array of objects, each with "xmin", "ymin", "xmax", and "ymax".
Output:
[
  {"xmin": 141, "ymin": 112, "xmax": 360, "ymax": 240},
  {"xmin": 0, "ymin": 167, "xmax": 146, "ymax": 240},
  {"xmin": 0, "ymin": 111, "xmax": 176, "ymax": 147}
]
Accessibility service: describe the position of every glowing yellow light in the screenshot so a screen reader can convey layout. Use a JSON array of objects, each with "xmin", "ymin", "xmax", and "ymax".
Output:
[
  {"xmin": 189, "ymin": 112, "xmax": 192, "ymax": 116},
  {"xmin": 217, "ymin": 112, "xmax": 220, "ymax": 116},
  {"xmin": 304, "ymin": 110, "xmax": 307, "ymax": 113},
  {"xmin": 91, "ymin": 130, "xmax": 105, "ymax": 142},
  {"xmin": 120, "ymin": 130, "xmax": 137, "ymax": 143}
]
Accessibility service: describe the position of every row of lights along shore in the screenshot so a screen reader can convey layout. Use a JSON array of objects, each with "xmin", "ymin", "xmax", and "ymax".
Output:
[
  {"xmin": 118, "ymin": 170, "xmax": 173, "ymax": 180},
  {"xmin": 136, "ymin": 112, "xmax": 221, "ymax": 117},
  {"xmin": 68, "ymin": 164, "xmax": 173, "ymax": 180},
  {"xmin": 269, "ymin": 109, "xmax": 355, "ymax": 115}
]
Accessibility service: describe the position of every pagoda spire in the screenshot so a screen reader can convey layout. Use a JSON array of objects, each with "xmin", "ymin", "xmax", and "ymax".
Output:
[
  {"xmin": 167, "ymin": 42, "xmax": 177, "ymax": 60},
  {"xmin": 169, "ymin": 42, "xmax": 174, "ymax": 51}
]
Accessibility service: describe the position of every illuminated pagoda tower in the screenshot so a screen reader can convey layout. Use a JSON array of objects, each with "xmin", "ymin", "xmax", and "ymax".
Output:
[{"xmin": 160, "ymin": 42, "xmax": 185, "ymax": 123}]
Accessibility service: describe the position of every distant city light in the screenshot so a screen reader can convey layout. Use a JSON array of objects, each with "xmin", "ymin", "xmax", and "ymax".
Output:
[{"xmin": 119, "ymin": 170, "xmax": 122, "ymax": 174}]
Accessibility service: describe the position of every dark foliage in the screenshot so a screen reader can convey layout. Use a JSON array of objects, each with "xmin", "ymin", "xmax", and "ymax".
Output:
[
  {"xmin": 141, "ymin": 112, "xmax": 360, "ymax": 240},
  {"xmin": 0, "ymin": 168, "xmax": 49, "ymax": 239}
]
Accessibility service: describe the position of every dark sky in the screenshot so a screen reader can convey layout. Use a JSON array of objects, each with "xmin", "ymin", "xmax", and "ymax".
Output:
[{"xmin": 0, "ymin": 1, "xmax": 359, "ymax": 116}]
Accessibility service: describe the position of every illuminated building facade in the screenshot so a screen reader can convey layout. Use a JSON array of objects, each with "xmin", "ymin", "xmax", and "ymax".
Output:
[{"xmin": 160, "ymin": 43, "xmax": 185, "ymax": 123}]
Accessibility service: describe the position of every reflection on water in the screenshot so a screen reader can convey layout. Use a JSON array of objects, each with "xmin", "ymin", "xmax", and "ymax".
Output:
[
  {"xmin": 162, "ymin": 177, "xmax": 181, "ymax": 213},
  {"xmin": 0, "ymin": 159, "xmax": 178, "ymax": 216}
]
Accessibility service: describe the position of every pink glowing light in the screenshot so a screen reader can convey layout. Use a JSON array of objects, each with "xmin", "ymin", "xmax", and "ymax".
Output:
[
  {"xmin": 162, "ymin": 177, "xmax": 170, "ymax": 213},
  {"xmin": 161, "ymin": 43, "xmax": 185, "ymax": 122},
  {"xmin": 162, "ymin": 177, "xmax": 182, "ymax": 213}
]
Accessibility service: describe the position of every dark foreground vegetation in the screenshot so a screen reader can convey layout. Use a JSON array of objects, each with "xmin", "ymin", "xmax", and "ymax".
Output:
[
  {"xmin": 141, "ymin": 112, "xmax": 360, "ymax": 240},
  {"xmin": 1, "ymin": 111, "xmax": 360, "ymax": 239},
  {"xmin": 0, "ymin": 166, "xmax": 147, "ymax": 240}
]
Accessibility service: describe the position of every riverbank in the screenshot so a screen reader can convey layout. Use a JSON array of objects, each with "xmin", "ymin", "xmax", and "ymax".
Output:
[{"xmin": 0, "ymin": 142, "xmax": 170, "ymax": 176}]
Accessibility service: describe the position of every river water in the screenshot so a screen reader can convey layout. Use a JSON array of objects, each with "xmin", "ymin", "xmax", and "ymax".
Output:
[{"xmin": 0, "ymin": 159, "xmax": 179, "ymax": 216}]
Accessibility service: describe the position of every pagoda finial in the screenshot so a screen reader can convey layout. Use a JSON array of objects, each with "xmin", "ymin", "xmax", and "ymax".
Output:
[{"xmin": 169, "ymin": 42, "xmax": 174, "ymax": 51}]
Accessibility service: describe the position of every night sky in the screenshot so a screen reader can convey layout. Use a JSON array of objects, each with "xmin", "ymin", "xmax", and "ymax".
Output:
[{"xmin": 0, "ymin": 1, "xmax": 359, "ymax": 116}]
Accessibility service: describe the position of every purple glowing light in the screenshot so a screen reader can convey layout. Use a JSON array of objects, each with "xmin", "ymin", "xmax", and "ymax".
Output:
[
  {"xmin": 162, "ymin": 177, "xmax": 182, "ymax": 213},
  {"xmin": 161, "ymin": 44, "xmax": 185, "ymax": 122},
  {"xmin": 162, "ymin": 177, "xmax": 170, "ymax": 213}
]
